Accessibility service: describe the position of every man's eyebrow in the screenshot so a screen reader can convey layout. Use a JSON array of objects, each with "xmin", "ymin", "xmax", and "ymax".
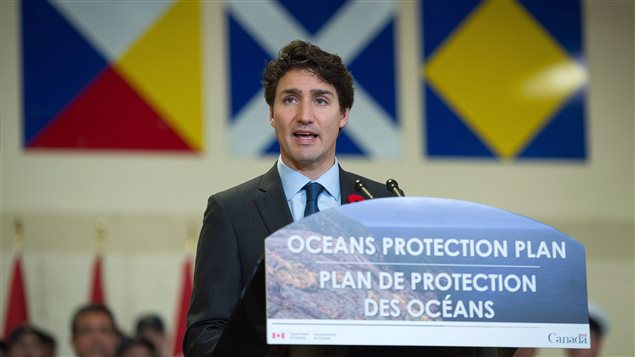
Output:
[
  {"xmin": 310, "ymin": 89, "xmax": 334, "ymax": 96},
  {"xmin": 279, "ymin": 88, "xmax": 301, "ymax": 95},
  {"xmin": 279, "ymin": 88, "xmax": 334, "ymax": 96}
]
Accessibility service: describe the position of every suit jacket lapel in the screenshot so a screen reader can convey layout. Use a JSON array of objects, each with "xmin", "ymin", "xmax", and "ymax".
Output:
[
  {"xmin": 339, "ymin": 166, "xmax": 358, "ymax": 205},
  {"xmin": 255, "ymin": 164, "xmax": 294, "ymax": 235}
]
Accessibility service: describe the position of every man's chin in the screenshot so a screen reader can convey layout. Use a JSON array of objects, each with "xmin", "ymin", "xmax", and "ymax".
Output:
[
  {"xmin": 83, "ymin": 346, "xmax": 114, "ymax": 357},
  {"xmin": 294, "ymin": 155, "xmax": 327, "ymax": 169},
  {"xmin": 283, "ymin": 152, "xmax": 317, "ymax": 165},
  {"xmin": 282, "ymin": 149, "xmax": 336, "ymax": 173}
]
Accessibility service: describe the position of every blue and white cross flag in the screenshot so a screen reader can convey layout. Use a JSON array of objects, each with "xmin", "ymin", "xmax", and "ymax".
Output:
[{"xmin": 226, "ymin": 0, "xmax": 401, "ymax": 158}]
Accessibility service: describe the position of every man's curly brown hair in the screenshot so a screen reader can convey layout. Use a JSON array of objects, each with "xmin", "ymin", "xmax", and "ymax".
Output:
[{"xmin": 262, "ymin": 40, "xmax": 354, "ymax": 114}]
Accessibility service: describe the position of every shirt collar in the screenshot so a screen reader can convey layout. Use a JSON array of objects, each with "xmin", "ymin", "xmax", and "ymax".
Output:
[{"xmin": 277, "ymin": 156, "xmax": 341, "ymax": 201}]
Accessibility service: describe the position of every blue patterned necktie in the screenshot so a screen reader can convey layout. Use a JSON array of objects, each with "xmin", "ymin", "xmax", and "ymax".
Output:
[{"xmin": 303, "ymin": 182, "xmax": 324, "ymax": 217}]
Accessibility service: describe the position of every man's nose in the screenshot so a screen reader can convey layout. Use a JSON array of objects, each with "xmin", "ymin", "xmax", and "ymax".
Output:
[{"xmin": 296, "ymin": 100, "xmax": 313, "ymax": 123}]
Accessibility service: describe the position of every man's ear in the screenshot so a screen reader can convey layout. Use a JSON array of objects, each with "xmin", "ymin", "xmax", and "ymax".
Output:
[
  {"xmin": 269, "ymin": 106, "xmax": 275, "ymax": 127},
  {"xmin": 339, "ymin": 108, "xmax": 350, "ymax": 129}
]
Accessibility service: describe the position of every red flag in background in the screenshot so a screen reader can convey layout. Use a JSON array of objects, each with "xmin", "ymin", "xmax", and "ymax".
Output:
[
  {"xmin": 3, "ymin": 255, "xmax": 29, "ymax": 337},
  {"xmin": 172, "ymin": 257, "xmax": 193, "ymax": 356},
  {"xmin": 89, "ymin": 254, "xmax": 105, "ymax": 304}
]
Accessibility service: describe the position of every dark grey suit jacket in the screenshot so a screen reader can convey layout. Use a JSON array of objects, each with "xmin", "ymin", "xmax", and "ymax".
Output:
[{"xmin": 184, "ymin": 164, "xmax": 392, "ymax": 356}]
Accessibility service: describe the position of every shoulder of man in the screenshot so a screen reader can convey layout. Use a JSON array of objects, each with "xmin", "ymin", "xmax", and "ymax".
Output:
[
  {"xmin": 208, "ymin": 165, "xmax": 279, "ymax": 204},
  {"xmin": 339, "ymin": 167, "xmax": 394, "ymax": 199}
]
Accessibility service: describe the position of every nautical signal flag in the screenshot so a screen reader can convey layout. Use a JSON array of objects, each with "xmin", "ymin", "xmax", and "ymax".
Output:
[
  {"xmin": 21, "ymin": 0, "xmax": 203, "ymax": 152},
  {"xmin": 226, "ymin": 0, "xmax": 401, "ymax": 158},
  {"xmin": 422, "ymin": 0, "xmax": 587, "ymax": 159}
]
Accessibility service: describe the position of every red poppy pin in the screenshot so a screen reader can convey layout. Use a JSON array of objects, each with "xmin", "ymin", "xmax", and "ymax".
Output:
[{"xmin": 347, "ymin": 194, "xmax": 365, "ymax": 203}]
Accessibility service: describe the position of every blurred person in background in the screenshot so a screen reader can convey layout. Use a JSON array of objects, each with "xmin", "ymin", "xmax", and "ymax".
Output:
[
  {"xmin": 512, "ymin": 347, "xmax": 537, "ymax": 357},
  {"xmin": 116, "ymin": 337, "xmax": 157, "ymax": 357},
  {"xmin": 134, "ymin": 315, "xmax": 166, "ymax": 356},
  {"xmin": 39, "ymin": 332, "xmax": 55, "ymax": 357},
  {"xmin": 566, "ymin": 303, "xmax": 609, "ymax": 357},
  {"xmin": 5, "ymin": 325, "xmax": 55, "ymax": 357},
  {"xmin": 70, "ymin": 304, "xmax": 121, "ymax": 357}
]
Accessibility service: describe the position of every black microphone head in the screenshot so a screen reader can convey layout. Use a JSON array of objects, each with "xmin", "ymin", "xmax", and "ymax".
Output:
[
  {"xmin": 354, "ymin": 179, "xmax": 374, "ymax": 199},
  {"xmin": 354, "ymin": 179, "xmax": 365, "ymax": 191},
  {"xmin": 386, "ymin": 178, "xmax": 405, "ymax": 197},
  {"xmin": 386, "ymin": 179, "xmax": 398, "ymax": 190}
]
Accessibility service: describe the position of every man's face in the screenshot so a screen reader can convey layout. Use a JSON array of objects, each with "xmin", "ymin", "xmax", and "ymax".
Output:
[
  {"xmin": 8, "ymin": 332, "xmax": 45, "ymax": 357},
  {"xmin": 566, "ymin": 329, "xmax": 602, "ymax": 357},
  {"xmin": 139, "ymin": 328, "xmax": 165, "ymax": 353},
  {"xmin": 119, "ymin": 344, "xmax": 155, "ymax": 357},
  {"xmin": 270, "ymin": 69, "xmax": 349, "ymax": 178},
  {"xmin": 72, "ymin": 312, "xmax": 119, "ymax": 357}
]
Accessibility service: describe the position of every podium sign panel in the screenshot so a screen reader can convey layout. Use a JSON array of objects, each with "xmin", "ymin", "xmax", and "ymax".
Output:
[{"xmin": 265, "ymin": 198, "xmax": 589, "ymax": 349}]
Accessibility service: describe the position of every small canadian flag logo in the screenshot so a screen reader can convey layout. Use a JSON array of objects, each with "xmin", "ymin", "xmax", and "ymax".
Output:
[{"xmin": 272, "ymin": 332, "xmax": 286, "ymax": 340}]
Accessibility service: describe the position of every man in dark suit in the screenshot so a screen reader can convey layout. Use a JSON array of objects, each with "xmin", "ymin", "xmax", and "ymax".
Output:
[{"xmin": 184, "ymin": 40, "xmax": 393, "ymax": 356}]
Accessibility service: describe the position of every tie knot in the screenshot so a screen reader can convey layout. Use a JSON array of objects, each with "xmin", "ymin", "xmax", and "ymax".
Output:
[{"xmin": 304, "ymin": 182, "xmax": 324, "ymax": 202}]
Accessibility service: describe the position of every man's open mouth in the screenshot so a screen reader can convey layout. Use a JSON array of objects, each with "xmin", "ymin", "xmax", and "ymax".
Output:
[{"xmin": 293, "ymin": 131, "xmax": 318, "ymax": 138}]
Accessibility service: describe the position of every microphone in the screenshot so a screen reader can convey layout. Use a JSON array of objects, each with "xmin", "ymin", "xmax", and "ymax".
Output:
[
  {"xmin": 386, "ymin": 179, "xmax": 405, "ymax": 197},
  {"xmin": 354, "ymin": 179, "xmax": 375, "ymax": 199}
]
